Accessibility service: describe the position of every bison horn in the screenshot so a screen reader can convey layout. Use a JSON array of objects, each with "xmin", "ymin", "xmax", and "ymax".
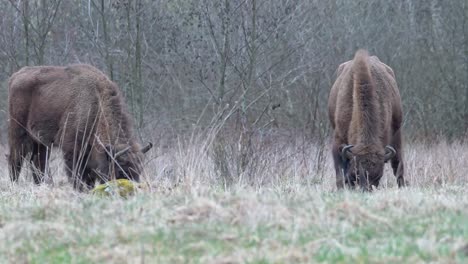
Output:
[
  {"xmin": 141, "ymin": 142, "xmax": 153, "ymax": 154},
  {"xmin": 114, "ymin": 146, "xmax": 131, "ymax": 158},
  {"xmin": 384, "ymin": 145, "xmax": 396, "ymax": 162},
  {"xmin": 341, "ymin": 145, "xmax": 354, "ymax": 160}
]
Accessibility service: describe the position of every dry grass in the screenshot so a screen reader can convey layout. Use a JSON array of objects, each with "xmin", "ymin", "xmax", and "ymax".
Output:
[{"xmin": 0, "ymin": 138, "xmax": 467, "ymax": 263}]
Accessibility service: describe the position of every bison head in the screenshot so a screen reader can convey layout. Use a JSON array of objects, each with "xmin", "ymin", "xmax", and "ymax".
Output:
[
  {"xmin": 340, "ymin": 144, "xmax": 396, "ymax": 191},
  {"xmin": 99, "ymin": 142, "xmax": 153, "ymax": 182}
]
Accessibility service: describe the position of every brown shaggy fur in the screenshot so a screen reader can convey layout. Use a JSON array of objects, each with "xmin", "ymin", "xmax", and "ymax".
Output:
[
  {"xmin": 328, "ymin": 50, "xmax": 405, "ymax": 190},
  {"xmin": 7, "ymin": 64, "xmax": 152, "ymax": 190}
]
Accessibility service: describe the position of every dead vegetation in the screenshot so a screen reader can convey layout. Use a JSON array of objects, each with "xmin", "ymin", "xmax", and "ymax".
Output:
[{"xmin": 0, "ymin": 139, "xmax": 467, "ymax": 262}]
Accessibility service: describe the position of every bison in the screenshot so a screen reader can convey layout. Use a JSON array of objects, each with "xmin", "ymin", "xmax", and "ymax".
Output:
[
  {"xmin": 328, "ymin": 50, "xmax": 405, "ymax": 191},
  {"xmin": 7, "ymin": 64, "xmax": 152, "ymax": 190}
]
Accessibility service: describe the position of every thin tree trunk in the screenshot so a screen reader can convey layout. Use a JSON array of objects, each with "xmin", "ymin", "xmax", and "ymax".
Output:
[
  {"xmin": 101, "ymin": 0, "xmax": 113, "ymax": 79},
  {"xmin": 464, "ymin": 0, "xmax": 468, "ymax": 132},
  {"xmin": 22, "ymin": 0, "xmax": 30, "ymax": 65},
  {"xmin": 238, "ymin": 0, "xmax": 257, "ymax": 176},
  {"xmin": 135, "ymin": 0, "xmax": 143, "ymax": 127},
  {"xmin": 218, "ymin": 0, "xmax": 230, "ymax": 107}
]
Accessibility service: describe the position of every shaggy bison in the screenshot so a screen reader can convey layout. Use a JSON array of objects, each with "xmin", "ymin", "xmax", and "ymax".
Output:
[
  {"xmin": 7, "ymin": 64, "xmax": 152, "ymax": 190},
  {"xmin": 328, "ymin": 50, "xmax": 405, "ymax": 190}
]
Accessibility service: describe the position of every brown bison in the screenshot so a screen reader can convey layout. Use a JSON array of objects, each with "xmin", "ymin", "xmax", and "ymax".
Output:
[
  {"xmin": 7, "ymin": 64, "xmax": 152, "ymax": 190},
  {"xmin": 328, "ymin": 50, "xmax": 405, "ymax": 190}
]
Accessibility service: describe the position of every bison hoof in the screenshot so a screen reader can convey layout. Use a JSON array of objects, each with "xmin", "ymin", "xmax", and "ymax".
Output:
[{"xmin": 397, "ymin": 177, "xmax": 408, "ymax": 188}]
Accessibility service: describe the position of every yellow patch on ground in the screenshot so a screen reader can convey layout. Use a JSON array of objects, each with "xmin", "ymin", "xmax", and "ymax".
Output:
[{"xmin": 91, "ymin": 179, "xmax": 146, "ymax": 198}]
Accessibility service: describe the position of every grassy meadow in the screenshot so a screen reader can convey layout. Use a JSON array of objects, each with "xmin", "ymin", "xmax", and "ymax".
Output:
[{"xmin": 0, "ymin": 138, "xmax": 467, "ymax": 263}]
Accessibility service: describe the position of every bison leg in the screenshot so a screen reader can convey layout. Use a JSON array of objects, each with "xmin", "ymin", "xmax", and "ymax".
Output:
[
  {"xmin": 30, "ymin": 142, "xmax": 50, "ymax": 184},
  {"xmin": 64, "ymin": 151, "xmax": 80, "ymax": 190},
  {"xmin": 64, "ymin": 153, "xmax": 85, "ymax": 191},
  {"xmin": 332, "ymin": 138, "xmax": 345, "ymax": 189},
  {"xmin": 73, "ymin": 169, "xmax": 96, "ymax": 191},
  {"xmin": 64, "ymin": 150, "xmax": 96, "ymax": 191},
  {"xmin": 82, "ymin": 168, "xmax": 98, "ymax": 190},
  {"xmin": 391, "ymin": 130, "xmax": 406, "ymax": 187},
  {"xmin": 8, "ymin": 127, "xmax": 33, "ymax": 182},
  {"xmin": 8, "ymin": 148, "xmax": 24, "ymax": 182}
]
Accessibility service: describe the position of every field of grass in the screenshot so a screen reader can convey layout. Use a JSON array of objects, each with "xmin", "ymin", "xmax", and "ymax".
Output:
[{"xmin": 0, "ymin": 139, "xmax": 467, "ymax": 263}]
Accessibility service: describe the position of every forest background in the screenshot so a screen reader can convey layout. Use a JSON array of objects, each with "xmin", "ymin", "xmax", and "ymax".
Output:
[{"xmin": 0, "ymin": 0, "xmax": 467, "ymax": 186}]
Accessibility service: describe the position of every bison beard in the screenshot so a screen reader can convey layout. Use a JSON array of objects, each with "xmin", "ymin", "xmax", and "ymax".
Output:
[
  {"xmin": 7, "ymin": 64, "xmax": 153, "ymax": 191},
  {"xmin": 328, "ymin": 50, "xmax": 406, "ymax": 191}
]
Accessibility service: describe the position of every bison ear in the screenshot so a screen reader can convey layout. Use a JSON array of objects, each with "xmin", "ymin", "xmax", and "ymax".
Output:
[
  {"xmin": 141, "ymin": 142, "xmax": 153, "ymax": 154},
  {"xmin": 384, "ymin": 145, "xmax": 396, "ymax": 163}
]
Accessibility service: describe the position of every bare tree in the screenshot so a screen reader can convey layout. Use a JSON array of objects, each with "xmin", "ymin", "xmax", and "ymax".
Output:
[{"xmin": 0, "ymin": 0, "xmax": 466, "ymax": 144}]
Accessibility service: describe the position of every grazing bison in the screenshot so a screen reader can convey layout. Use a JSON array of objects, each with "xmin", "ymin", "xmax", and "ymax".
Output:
[
  {"xmin": 7, "ymin": 64, "xmax": 152, "ymax": 190},
  {"xmin": 328, "ymin": 50, "xmax": 405, "ymax": 190}
]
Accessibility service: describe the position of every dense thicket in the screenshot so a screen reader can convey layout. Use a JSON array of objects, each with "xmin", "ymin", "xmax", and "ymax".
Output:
[{"xmin": 0, "ymin": 0, "xmax": 466, "ymax": 141}]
